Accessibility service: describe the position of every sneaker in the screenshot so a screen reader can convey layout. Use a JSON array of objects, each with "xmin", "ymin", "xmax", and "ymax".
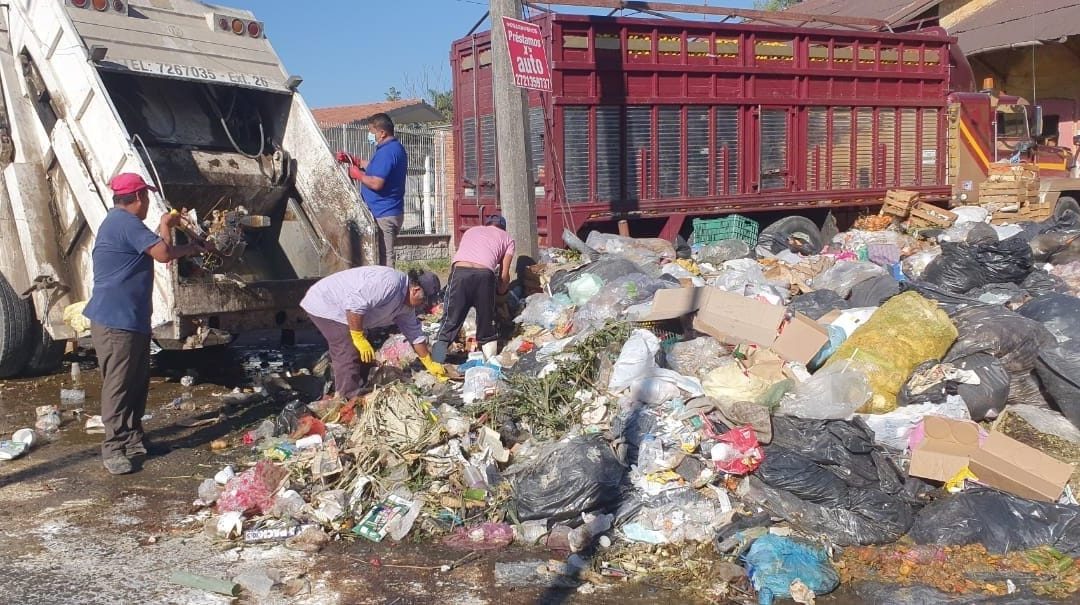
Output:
[{"xmin": 103, "ymin": 455, "xmax": 133, "ymax": 475}]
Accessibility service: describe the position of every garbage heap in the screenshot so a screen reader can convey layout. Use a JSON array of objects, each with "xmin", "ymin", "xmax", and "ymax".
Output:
[{"xmin": 194, "ymin": 200, "xmax": 1080, "ymax": 604}]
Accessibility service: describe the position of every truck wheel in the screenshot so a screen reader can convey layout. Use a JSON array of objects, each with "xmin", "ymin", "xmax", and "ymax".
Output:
[
  {"xmin": 1055, "ymin": 196, "xmax": 1080, "ymax": 220},
  {"xmin": 758, "ymin": 216, "xmax": 824, "ymax": 255},
  {"xmin": 0, "ymin": 273, "xmax": 32, "ymax": 378},
  {"xmin": 20, "ymin": 317, "xmax": 65, "ymax": 376}
]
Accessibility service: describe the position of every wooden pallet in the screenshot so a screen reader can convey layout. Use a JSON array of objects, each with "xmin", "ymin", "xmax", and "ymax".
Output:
[
  {"xmin": 908, "ymin": 201, "xmax": 958, "ymax": 228},
  {"xmin": 987, "ymin": 162, "xmax": 1039, "ymax": 180},
  {"xmin": 991, "ymin": 203, "xmax": 1052, "ymax": 224}
]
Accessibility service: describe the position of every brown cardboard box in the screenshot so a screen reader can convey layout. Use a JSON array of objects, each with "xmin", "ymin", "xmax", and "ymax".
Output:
[
  {"xmin": 642, "ymin": 287, "xmax": 829, "ymax": 365},
  {"xmin": 908, "ymin": 416, "xmax": 1073, "ymax": 502}
]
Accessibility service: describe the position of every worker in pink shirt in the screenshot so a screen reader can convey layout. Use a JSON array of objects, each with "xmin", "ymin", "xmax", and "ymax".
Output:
[{"xmin": 431, "ymin": 215, "xmax": 515, "ymax": 363}]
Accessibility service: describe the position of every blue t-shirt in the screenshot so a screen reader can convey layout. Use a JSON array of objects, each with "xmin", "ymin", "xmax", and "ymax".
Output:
[
  {"xmin": 83, "ymin": 208, "xmax": 163, "ymax": 334},
  {"xmin": 361, "ymin": 137, "xmax": 407, "ymax": 218}
]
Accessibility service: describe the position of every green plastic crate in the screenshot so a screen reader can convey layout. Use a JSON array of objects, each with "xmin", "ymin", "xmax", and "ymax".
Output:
[{"xmin": 692, "ymin": 214, "xmax": 759, "ymax": 247}]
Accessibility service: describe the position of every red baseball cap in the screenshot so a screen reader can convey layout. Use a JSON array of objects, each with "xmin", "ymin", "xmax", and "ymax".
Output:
[{"xmin": 109, "ymin": 173, "xmax": 158, "ymax": 196}]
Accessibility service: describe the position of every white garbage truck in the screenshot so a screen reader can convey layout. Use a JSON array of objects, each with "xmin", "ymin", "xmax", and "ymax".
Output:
[{"xmin": 0, "ymin": 0, "xmax": 378, "ymax": 377}]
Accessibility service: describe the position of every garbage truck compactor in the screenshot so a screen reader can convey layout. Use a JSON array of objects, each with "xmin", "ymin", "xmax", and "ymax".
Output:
[{"xmin": 0, "ymin": 0, "xmax": 378, "ymax": 377}]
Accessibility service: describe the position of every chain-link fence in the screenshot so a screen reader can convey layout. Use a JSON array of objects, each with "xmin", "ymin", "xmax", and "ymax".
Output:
[{"xmin": 321, "ymin": 122, "xmax": 453, "ymax": 235}]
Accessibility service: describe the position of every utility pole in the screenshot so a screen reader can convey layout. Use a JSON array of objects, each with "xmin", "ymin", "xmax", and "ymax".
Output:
[{"xmin": 490, "ymin": 0, "xmax": 539, "ymax": 267}]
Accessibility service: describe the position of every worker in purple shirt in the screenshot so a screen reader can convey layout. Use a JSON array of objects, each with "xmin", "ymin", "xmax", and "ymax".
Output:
[
  {"xmin": 432, "ymin": 215, "xmax": 515, "ymax": 363},
  {"xmin": 83, "ymin": 173, "xmax": 203, "ymax": 475},
  {"xmin": 301, "ymin": 266, "xmax": 447, "ymax": 398},
  {"xmin": 336, "ymin": 112, "xmax": 408, "ymax": 267}
]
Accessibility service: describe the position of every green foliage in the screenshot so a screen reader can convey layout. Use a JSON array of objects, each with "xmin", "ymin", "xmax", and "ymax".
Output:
[{"xmin": 385, "ymin": 86, "xmax": 402, "ymax": 101}]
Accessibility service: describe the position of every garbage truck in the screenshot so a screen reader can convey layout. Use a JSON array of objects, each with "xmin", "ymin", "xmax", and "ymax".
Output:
[
  {"xmin": 450, "ymin": 11, "xmax": 1080, "ymax": 246},
  {"xmin": 0, "ymin": 0, "xmax": 378, "ymax": 377}
]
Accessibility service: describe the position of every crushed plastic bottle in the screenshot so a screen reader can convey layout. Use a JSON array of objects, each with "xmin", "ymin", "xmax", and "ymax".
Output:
[
  {"xmin": 34, "ymin": 405, "xmax": 61, "ymax": 434},
  {"xmin": 60, "ymin": 363, "xmax": 85, "ymax": 406}
]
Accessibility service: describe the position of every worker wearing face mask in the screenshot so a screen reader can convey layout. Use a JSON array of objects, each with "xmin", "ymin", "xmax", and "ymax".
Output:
[{"xmin": 335, "ymin": 112, "xmax": 408, "ymax": 267}]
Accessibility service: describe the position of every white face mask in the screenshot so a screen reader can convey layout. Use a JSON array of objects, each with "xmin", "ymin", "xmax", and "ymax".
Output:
[{"xmin": 367, "ymin": 132, "xmax": 377, "ymax": 145}]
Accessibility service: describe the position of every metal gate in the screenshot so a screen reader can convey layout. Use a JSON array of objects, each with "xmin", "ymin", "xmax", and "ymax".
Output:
[{"xmin": 321, "ymin": 123, "xmax": 452, "ymax": 235}]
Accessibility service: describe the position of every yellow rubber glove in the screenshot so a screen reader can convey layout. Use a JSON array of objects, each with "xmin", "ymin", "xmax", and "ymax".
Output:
[
  {"xmin": 350, "ymin": 330, "xmax": 376, "ymax": 363},
  {"xmin": 419, "ymin": 354, "xmax": 448, "ymax": 381}
]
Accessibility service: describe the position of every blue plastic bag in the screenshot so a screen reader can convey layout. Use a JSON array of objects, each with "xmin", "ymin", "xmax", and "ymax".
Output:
[
  {"xmin": 744, "ymin": 534, "xmax": 839, "ymax": 605},
  {"xmin": 808, "ymin": 324, "xmax": 846, "ymax": 371}
]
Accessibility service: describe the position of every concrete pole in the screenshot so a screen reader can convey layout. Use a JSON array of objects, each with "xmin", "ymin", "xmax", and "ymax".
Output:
[{"xmin": 490, "ymin": 0, "xmax": 539, "ymax": 267}]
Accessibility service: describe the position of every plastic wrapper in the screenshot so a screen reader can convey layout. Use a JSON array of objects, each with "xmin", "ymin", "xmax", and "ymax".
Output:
[
  {"xmin": 515, "ymin": 293, "xmax": 573, "ymax": 330},
  {"xmin": 923, "ymin": 237, "xmax": 1033, "ymax": 293},
  {"xmin": 462, "ymin": 366, "xmax": 499, "ymax": 404},
  {"xmin": 608, "ymin": 329, "xmax": 660, "ymax": 392},
  {"xmin": 712, "ymin": 259, "xmax": 787, "ymax": 299},
  {"xmin": 901, "ymin": 249, "xmax": 941, "ymax": 281},
  {"xmin": 744, "ymin": 534, "xmax": 839, "ymax": 605},
  {"xmin": 899, "ymin": 354, "xmax": 1010, "ymax": 421},
  {"xmin": 665, "ymin": 337, "xmax": 731, "ymax": 378},
  {"xmin": 617, "ymin": 489, "xmax": 731, "ymax": 544},
  {"xmin": 847, "ymin": 275, "xmax": 900, "ymax": 307},
  {"xmin": 1051, "ymin": 261, "xmax": 1080, "ymax": 296},
  {"xmin": 810, "ymin": 261, "xmax": 886, "ymax": 298},
  {"xmin": 1036, "ymin": 339, "xmax": 1080, "ymax": 430},
  {"xmin": 938, "ymin": 222, "xmax": 976, "ymax": 243},
  {"xmin": 823, "ymin": 292, "xmax": 958, "ymax": 414},
  {"xmin": 217, "ymin": 460, "xmax": 288, "ymax": 515},
  {"xmin": 945, "ymin": 306, "xmax": 1054, "ymax": 375},
  {"xmin": 1019, "ymin": 293, "xmax": 1080, "ymax": 342},
  {"xmin": 908, "ymin": 490, "xmax": 1080, "ymax": 554},
  {"xmin": 443, "ymin": 522, "xmax": 514, "ymax": 551},
  {"xmin": 376, "ymin": 334, "xmax": 418, "ymax": 368},
  {"xmin": 697, "ymin": 239, "xmax": 750, "ymax": 264},
  {"xmin": 860, "ymin": 395, "xmax": 970, "ymax": 451},
  {"xmin": 584, "ymin": 232, "xmax": 675, "ymax": 265},
  {"xmin": 777, "ymin": 366, "xmax": 870, "ymax": 420},
  {"xmin": 787, "ymin": 289, "xmax": 849, "ymax": 320},
  {"xmin": 549, "ymin": 256, "xmax": 645, "ymax": 295},
  {"xmin": 567, "ymin": 273, "xmax": 603, "ymax": 305},
  {"xmin": 509, "ymin": 434, "xmax": 625, "ymax": 521}
]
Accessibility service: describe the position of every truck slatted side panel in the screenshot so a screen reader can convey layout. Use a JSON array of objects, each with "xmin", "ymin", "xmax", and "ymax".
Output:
[
  {"xmin": 921, "ymin": 108, "xmax": 939, "ymax": 184},
  {"xmin": 806, "ymin": 107, "xmax": 827, "ymax": 190},
  {"xmin": 714, "ymin": 107, "xmax": 739, "ymax": 196},
  {"xmin": 760, "ymin": 109, "xmax": 787, "ymax": 190},
  {"xmin": 657, "ymin": 106, "xmax": 683, "ymax": 198},
  {"xmin": 831, "ymin": 108, "xmax": 852, "ymax": 190},
  {"xmin": 463, "ymin": 117, "xmax": 477, "ymax": 189},
  {"xmin": 687, "ymin": 106, "xmax": 710, "ymax": 198},
  {"xmin": 563, "ymin": 107, "xmax": 590, "ymax": 203},
  {"xmin": 900, "ymin": 108, "xmax": 919, "ymax": 185},
  {"xmin": 529, "ymin": 107, "xmax": 546, "ymax": 181},
  {"xmin": 855, "ymin": 108, "xmax": 875, "ymax": 189},
  {"xmin": 879, "ymin": 109, "xmax": 897, "ymax": 186},
  {"xmin": 480, "ymin": 115, "xmax": 496, "ymax": 195},
  {"xmin": 625, "ymin": 107, "xmax": 652, "ymax": 203},
  {"xmin": 596, "ymin": 106, "xmax": 621, "ymax": 202}
]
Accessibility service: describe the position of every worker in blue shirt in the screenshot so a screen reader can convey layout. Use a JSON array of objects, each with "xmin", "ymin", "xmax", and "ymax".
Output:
[
  {"xmin": 336, "ymin": 112, "xmax": 408, "ymax": 266},
  {"xmin": 82, "ymin": 173, "xmax": 202, "ymax": 475}
]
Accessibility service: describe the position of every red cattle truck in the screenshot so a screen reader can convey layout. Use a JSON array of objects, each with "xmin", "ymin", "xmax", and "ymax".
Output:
[{"xmin": 450, "ymin": 12, "xmax": 1080, "ymax": 247}]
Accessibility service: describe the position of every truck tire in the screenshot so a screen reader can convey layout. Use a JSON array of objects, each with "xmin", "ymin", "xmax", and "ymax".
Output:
[
  {"xmin": 0, "ymin": 273, "xmax": 32, "ymax": 378},
  {"xmin": 1055, "ymin": 196, "xmax": 1080, "ymax": 220},
  {"xmin": 21, "ymin": 317, "xmax": 65, "ymax": 376},
  {"xmin": 758, "ymin": 216, "xmax": 824, "ymax": 255}
]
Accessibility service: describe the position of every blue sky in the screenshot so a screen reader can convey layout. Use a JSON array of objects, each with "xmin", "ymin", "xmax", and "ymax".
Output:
[{"xmin": 225, "ymin": 0, "xmax": 756, "ymax": 109}]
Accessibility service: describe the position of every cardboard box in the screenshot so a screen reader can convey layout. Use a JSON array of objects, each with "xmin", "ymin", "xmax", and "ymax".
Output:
[
  {"xmin": 908, "ymin": 416, "xmax": 1073, "ymax": 502},
  {"xmin": 642, "ymin": 287, "xmax": 829, "ymax": 364}
]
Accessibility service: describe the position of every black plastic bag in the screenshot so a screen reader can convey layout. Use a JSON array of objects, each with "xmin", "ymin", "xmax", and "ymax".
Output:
[
  {"xmin": 770, "ymin": 416, "xmax": 881, "ymax": 488},
  {"xmin": 946, "ymin": 306, "xmax": 1054, "ymax": 374},
  {"xmin": 1020, "ymin": 270, "xmax": 1065, "ymax": 298},
  {"xmin": 1019, "ymin": 293, "xmax": 1080, "ymax": 342},
  {"xmin": 549, "ymin": 256, "xmax": 643, "ymax": 296},
  {"xmin": 1008, "ymin": 371, "xmax": 1049, "ymax": 408},
  {"xmin": 511, "ymin": 435, "xmax": 626, "ymax": 521},
  {"xmin": 1036, "ymin": 340, "xmax": 1080, "ymax": 430},
  {"xmin": 899, "ymin": 353, "xmax": 1010, "ymax": 421},
  {"xmin": 923, "ymin": 238, "xmax": 1033, "ymax": 293},
  {"xmin": 908, "ymin": 490, "xmax": 1080, "ymax": 554},
  {"xmin": 965, "ymin": 222, "xmax": 999, "ymax": 245},
  {"xmin": 787, "ymin": 289, "xmax": 849, "ymax": 320},
  {"xmin": 848, "ymin": 274, "xmax": 900, "ymax": 307}
]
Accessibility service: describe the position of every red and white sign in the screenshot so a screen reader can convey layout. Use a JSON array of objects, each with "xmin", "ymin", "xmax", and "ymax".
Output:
[{"xmin": 502, "ymin": 17, "xmax": 551, "ymax": 92}]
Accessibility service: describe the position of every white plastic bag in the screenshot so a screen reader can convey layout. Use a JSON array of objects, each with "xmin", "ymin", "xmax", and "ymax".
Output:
[
  {"xmin": 608, "ymin": 329, "xmax": 660, "ymax": 392},
  {"xmin": 858, "ymin": 395, "xmax": 970, "ymax": 451},
  {"xmin": 951, "ymin": 206, "xmax": 990, "ymax": 225},
  {"xmin": 776, "ymin": 366, "xmax": 871, "ymax": 420},
  {"xmin": 462, "ymin": 366, "xmax": 499, "ymax": 404}
]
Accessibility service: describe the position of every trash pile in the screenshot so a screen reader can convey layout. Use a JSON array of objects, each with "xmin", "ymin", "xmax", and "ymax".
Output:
[{"xmin": 192, "ymin": 192, "xmax": 1080, "ymax": 602}]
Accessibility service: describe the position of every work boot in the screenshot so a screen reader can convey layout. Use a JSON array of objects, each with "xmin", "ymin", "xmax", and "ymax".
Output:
[{"xmin": 103, "ymin": 455, "xmax": 133, "ymax": 475}]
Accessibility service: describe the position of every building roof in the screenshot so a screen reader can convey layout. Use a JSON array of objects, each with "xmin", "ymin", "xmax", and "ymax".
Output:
[
  {"xmin": 783, "ymin": 0, "xmax": 941, "ymax": 25},
  {"xmin": 950, "ymin": 0, "xmax": 1080, "ymax": 55},
  {"xmin": 313, "ymin": 98, "xmax": 444, "ymax": 127}
]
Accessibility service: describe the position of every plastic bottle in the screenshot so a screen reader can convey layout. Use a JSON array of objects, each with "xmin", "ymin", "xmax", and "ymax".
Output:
[{"xmin": 60, "ymin": 363, "xmax": 86, "ymax": 406}]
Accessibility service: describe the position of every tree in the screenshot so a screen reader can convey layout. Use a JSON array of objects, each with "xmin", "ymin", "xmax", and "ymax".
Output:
[
  {"xmin": 753, "ymin": 0, "xmax": 799, "ymax": 10},
  {"xmin": 402, "ymin": 65, "xmax": 453, "ymax": 123},
  {"xmin": 385, "ymin": 86, "xmax": 402, "ymax": 102},
  {"xmin": 426, "ymin": 88, "xmax": 453, "ymax": 123}
]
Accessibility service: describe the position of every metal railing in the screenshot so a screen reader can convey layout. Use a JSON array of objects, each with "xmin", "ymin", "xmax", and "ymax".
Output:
[{"xmin": 320, "ymin": 122, "xmax": 453, "ymax": 235}]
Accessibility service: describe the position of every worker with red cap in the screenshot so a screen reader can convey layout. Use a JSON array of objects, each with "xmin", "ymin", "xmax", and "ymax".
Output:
[{"xmin": 83, "ymin": 173, "xmax": 203, "ymax": 475}]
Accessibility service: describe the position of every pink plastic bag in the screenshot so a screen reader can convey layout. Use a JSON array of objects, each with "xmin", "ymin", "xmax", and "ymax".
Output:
[
  {"xmin": 710, "ymin": 425, "xmax": 764, "ymax": 475},
  {"xmin": 442, "ymin": 522, "xmax": 514, "ymax": 551},
  {"xmin": 217, "ymin": 460, "xmax": 288, "ymax": 515}
]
